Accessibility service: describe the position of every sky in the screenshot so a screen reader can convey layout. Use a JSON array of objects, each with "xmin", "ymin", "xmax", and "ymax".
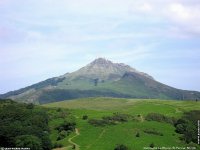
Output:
[{"xmin": 0, "ymin": 0, "xmax": 200, "ymax": 94}]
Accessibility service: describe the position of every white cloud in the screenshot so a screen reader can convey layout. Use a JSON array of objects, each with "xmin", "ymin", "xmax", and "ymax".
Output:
[
  {"xmin": 0, "ymin": 0, "xmax": 200, "ymax": 92},
  {"xmin": 169, "ymin": 3, "xmax": 190, "ymax": 21}
]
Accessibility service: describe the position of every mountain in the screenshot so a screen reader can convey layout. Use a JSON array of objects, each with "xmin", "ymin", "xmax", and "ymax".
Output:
[{"xmin": 1, "ymin": 58, "xmax": 200, "ymax": 104}]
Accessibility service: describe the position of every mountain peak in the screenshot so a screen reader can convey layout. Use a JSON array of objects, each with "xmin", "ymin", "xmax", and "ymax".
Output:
[
  {"xmin": 2, "ymin": 57, "xmax": 200, "ymax": 104},
  {"xmin": 91, "ymin": 58, "xmax": 112, "ymax": 65},
  {"xmin": 67, "ymin": 58, "xmax": 153, "ymax": 81}
]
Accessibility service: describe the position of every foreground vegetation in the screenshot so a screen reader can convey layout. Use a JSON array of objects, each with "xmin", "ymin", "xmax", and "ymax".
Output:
[
  {"xmin": 1, "ymin": 98, "xmax": 199, "ymax": 150},
  {"xmin": 45, "ymin": 98, "xmax": 200, "ymax": 150},
  {"xmin": 0, "ymin": 99, "xmax": 51, "ymax": 149}
]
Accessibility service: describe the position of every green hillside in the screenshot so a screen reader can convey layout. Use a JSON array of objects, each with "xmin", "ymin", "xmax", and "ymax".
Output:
[{"xmin": 44, "ymin": 98, "xmax": 200, "ymax": 150}]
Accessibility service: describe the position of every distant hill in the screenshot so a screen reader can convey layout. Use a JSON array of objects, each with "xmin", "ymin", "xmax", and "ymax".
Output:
[{"xmin": 1, "ymin": 58, "xmax": 200, "ymax": 104}]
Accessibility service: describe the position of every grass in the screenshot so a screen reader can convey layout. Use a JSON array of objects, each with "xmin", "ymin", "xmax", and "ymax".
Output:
[{"xmin": 44, "ymin": 97, "xmax": 200, "ymax": 150}]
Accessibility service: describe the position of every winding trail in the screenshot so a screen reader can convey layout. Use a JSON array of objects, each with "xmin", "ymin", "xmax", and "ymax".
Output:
[{"xmin": 67, "ymin": 128, "xmax": 80, "ymax": 150}]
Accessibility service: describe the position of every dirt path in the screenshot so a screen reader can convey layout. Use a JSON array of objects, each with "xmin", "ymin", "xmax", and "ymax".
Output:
[
  {"xmin": 86, "ymin": 129, "xmax": 106, "ymax": 149},
  {"xmin": 67, "ymin": 128, "xmax": 80, "ymax": 150}
]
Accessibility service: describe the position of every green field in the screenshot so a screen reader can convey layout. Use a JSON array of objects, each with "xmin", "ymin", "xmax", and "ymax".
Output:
[{"xmin": 44, "ymin": 98, "xmax": 200, "ymax": 150}]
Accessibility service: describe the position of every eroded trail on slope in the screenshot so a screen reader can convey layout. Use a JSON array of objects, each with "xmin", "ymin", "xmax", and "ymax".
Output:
[
  {"xmin": 67, "ymin": 128, "xmax": 80, "ymax": 150},
  {"xmin": 86, "ymin": 129, "xmax": 106, "ymax": 149}
]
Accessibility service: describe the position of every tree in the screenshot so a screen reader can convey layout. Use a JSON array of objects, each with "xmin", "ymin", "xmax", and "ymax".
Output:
[
  {"xmin": 149, "ymin": 143, "xmax": 154, "ymax": 148},
  {"xmin": 94, "ymin": 78, "xmax": 99, "ymax": 86},
  {"xmin": 114, "ymin": 144, "xmax": 128, "ymax": 150},
  {"xmin": 15, "ymin": 135, "xmax": 42, "ymax": 150},
  {"xmin": 72, "ymin": 144, "xmax": 76, "ymax": 149},
  {"xmin": 0, "ymin": 100, "xmax": 52, "ymax": 149},
  {"xmin": 82, "ymin": 115, "xmax": 88, "ymax": 120},
  {"xmin": 136, "ymin": 132, "xmax": 140, "ymax": 137}
]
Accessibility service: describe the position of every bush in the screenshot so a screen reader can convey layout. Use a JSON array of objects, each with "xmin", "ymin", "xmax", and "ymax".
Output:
[
  {"xmin": 175, "ymin": 124, "xmax": 185, "ymax": 133},
  {"xmin": 144, "ymin": 129, "xmax": 163, "ymax": 136},
  {"xmin": 88, "ymin": 113, "xmax": 131, "ymax": 127},
  {"xmin": 146, "ymin": 113, "xmax": 175, "ymax": 124},
  {"xmin": 82, "ymin": 115, "xmax": 88, "ymax": 120},
  {"xmin": 56, "ymin": 119, "xmax": 76, "ymax": 132},
  {"xmin": 149, "ymin": 143, "xmax": 154, "ymax": 148},
  {"xmin": 56, "ymin": 130, "xmax": 67, "ymax": 141},
  {"xmin": 53, "ymin": 142, "xmax": 63, "ymax": 148},
  {"xmin": 136, "ymin": 132, "xmax": 140, "ymax": 137},
  {"xmin": 114, "ymin": 144, "xmax": 128, "ymax": 150},
  {"xmin": 88, "ymin": 119, "xmax": 109, "ymax": 126}
]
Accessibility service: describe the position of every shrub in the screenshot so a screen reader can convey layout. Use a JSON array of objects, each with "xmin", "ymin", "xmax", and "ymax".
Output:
[
  {"xmin": 82, "ymin": 115, "xmax": 88, "ymax": 120},
  {"xmin": 175, "ymin": 124, "xmax": 185, "ymax": 133},
  {"xmin": 144, "ymin": 129, "xmax": 163, "ymax": 136},
  {"xmin": 145, "ymin": 113, "xmax": 175, "ymax": 124},
  {"xmin": 53, "ymin": 142, "xmax": 63, "ymax": 148},
  {"xmin": 114, "ymin": 144, "xmax": 128, "ymax": 150},
  {"xmin": 56, "ymin": 119, "xmax": 76, "ymax": 132},
  {"xmin": 136, "ymin": 132, "xmax": 140, "ymax": 137},
  {"xmin": 88, "ymin": 119, "xmax": 108, "ymax": 126},
  {"xmin": 88, "ymin": 113, "xmax": 131, "ymax": 127},
  {"xmin": 56, "ymin": 108, "xmax": 62, "ymax": 112},
  {"xmin": 56, "ymin": 130, "xmax": 67, "ymax": 141},
  {"xmin": 149, "ymin": 143, "xmax": 155, "ymax": 148}
]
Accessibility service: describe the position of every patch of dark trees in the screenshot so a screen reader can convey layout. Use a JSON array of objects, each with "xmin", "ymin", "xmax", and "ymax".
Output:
[
  {"xmin": 145, "ymin": 111, "xmax": 200, "ymax": 145},
  {"xmin": 145, "ymin": 113, "xmax": 177, "ymax": 125},
  {"xmin": 55, "ymin": 119, "xmax": 76, "ymax": 141},
  {"xmin": 47, "ymin": 108, "xmax": 76, "ymax": 148},
  {"xmin": 174, "ymin": 110, "xmax": 200, "ymax": 144},
  {"xmin": 114, "ymin": 144, "xmax": 129, "ymax": 150},
  {"xmin": 88, "ymin": 113, "xmax": 132, "ymax": 126},
  {"xmin": 143, "ymin": 129, "xmax": 163, "ymax": 136},
  {"xmin": 0, "ymin": 99, "xmax": 52, "ymax": 150}
]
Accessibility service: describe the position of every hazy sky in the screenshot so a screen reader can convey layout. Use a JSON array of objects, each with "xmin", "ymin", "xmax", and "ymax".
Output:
[{"xmin": 0, "ymin": 0, "xmax": 200, "ymax": 93}]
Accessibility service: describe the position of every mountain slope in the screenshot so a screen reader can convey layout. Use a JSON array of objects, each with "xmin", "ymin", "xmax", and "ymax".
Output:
[
  {"xmin": 99, "ymin": 72, "xmax": 200, "ymax": 100},
  {"xmin": 1, "ymin": 58, "xmax": 200, "ymax": 104}
]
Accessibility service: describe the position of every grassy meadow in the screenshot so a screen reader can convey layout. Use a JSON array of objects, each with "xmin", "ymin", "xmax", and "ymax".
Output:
[{"xmin": 44, "ymin": 98, "xmax": 200, "ymax": 150}]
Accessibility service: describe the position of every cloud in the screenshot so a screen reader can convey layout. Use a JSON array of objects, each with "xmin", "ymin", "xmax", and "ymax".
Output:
[{"xmin": 0, "ymin": 0, "xmax": 200, "ymax": 93}]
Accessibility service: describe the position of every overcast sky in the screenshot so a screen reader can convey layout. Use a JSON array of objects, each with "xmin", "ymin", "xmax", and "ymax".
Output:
[{"xmin": 0, "ymin": 0, "xmax": 200, "ymax": 93}]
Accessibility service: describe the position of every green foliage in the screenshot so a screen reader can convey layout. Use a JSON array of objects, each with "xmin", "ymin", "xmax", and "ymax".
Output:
[
  {"xmin": 149, "ymin": 143, "xmax": 155, "ymax": 148},
  {"xmin": 15, "ymin": 135, "xmax": 42, "ymax": 150},
  {"xmin": 175, "ymin": 110, "xmax": 200, "ymax": 144},
  {"xmin": 82, "ymin": 115, "xmax": 88, "ymax": 120},
  {"xmin": 136, "ymin": 132, "xmax": 140, "ymax": 137},
  {"xmin": 55, "ymin": 119, "xmax": 76, "ymax": 132},
  {"xmin": 88, "ymin": 113, "xmax": 130, "ymax": 126},
  {"xmin": 0, "ymin": 100, "xmax": 52, "ymax": 149},
  {"xmin": 46, "ymin": 98, "xmax": 200, "ymax": 150},
  {"xmin": 56, "ymin": 130, "xmax": 67, "ymax": 141},
  {"xmin": 114, "ymin": 144, "xmax": 129, "ymax": 150},
  {"xmin": 144, "ymin": 129, "xmax": 163, "ymax": 136},
  {"xmin": 146, "ymin": 113, "xmax": 176, "ymax": 124},
  {"xmin": 53, "ymin": 142, "xmax": 63, "ymax": 148},
  {"xmin": 104, "ymin": 113, "xmax": 130, "ymax": 122}
]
